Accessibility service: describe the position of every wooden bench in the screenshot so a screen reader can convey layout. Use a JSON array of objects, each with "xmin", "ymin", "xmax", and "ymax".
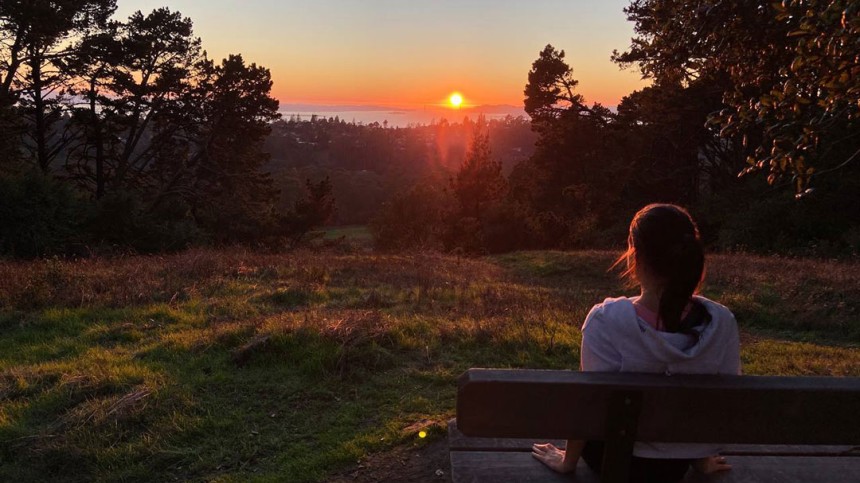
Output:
[{"xmin": 450, "ymin": 369, "xmax": 860, "ymax": 482}]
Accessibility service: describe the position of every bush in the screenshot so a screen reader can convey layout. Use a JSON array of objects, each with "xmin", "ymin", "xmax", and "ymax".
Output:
[
  {"xmin": 370, "ymin": 180, "xmax": 452, "ymax": 251},
  {"xmin": 87, "ymin": 192, "xmax": 204, "ymax": 253},
  {"xmin": 0, "ymin": 172, "xmax": 84, "ymax": 258},
  {"xmin": 697, "ymin": 174, "xmax": 860, "ymax": 258}
]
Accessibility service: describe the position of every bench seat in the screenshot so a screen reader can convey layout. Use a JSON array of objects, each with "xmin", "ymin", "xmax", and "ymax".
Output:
[
  {"xmin": 449, "ymin": 420, "xmax": 860, "ymax": 482},
  {"xmin": 450, "ymin": 369, "xmax": 860, "ymax": 482}
]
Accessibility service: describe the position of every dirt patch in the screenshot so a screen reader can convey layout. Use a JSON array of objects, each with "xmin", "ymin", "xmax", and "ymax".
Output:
[{"xmin": 329, "ymin": 438, "xmax": 451, "ymax": 482}]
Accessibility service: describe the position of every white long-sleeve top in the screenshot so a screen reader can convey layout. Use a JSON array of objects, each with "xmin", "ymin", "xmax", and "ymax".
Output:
[{"xmin": 580, "ymin": 295, "xmax": 742, "ymax": 459}]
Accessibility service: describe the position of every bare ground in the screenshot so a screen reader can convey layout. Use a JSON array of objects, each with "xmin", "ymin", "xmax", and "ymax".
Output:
[{"xmin": 329, "ymin": 439, "xmax": 451, "ymax": 483}]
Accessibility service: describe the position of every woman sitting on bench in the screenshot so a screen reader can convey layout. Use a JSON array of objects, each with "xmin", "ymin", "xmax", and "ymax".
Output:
[{"xmin": 532, "ymin": 203, "xmax": 741, "ymax": 482}]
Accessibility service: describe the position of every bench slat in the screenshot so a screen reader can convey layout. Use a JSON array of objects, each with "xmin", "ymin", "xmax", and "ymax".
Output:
[
  {"xmin": 684, "ymin": 456, "xmax": 860, "ymax": 482},
  {"xmin": 451, "ymin": 452, "xmax": 860, "ymax": 483},
  {"xmin": 458, "ymin": 370, "xmax": 860, "ymax": 445},
  {"xmin": 448, "ymin": 419, "xmax": 859, "ymax": 456},
  {"xmin": 450, "ymin": 451, "xmax": 599, "ymax": 483}
]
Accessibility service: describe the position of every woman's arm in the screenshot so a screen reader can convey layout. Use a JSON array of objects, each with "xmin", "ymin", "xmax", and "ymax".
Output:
[
  {"xmin": 532, "ymin": 439, "xmax": 585, "ymax": 473},
  {"xmin": 532, "ymin": 305, "xmax": 615, "ymax": 473}
]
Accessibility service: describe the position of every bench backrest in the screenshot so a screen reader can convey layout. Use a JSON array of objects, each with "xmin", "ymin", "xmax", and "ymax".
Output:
[{"xmin": 457, "ymin": 369, "xmax": 860, "ymax": 444}]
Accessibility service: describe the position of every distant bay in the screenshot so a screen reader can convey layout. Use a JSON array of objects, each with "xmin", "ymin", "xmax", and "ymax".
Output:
[{"xmin": 277, "ymin": 104, "xmax": 528, "ymax": 127}]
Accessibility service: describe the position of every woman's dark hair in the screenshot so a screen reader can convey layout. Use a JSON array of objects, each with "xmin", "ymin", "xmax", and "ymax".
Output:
[{"xmin": 614, "ymin": 204, "xmax": 709, "ymax": 333}]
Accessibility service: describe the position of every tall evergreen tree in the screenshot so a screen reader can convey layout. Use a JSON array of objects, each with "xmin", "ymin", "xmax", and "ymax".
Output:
[{"xmin": 0, "ymin": 0, "xmax": 116, "ymax": 172}]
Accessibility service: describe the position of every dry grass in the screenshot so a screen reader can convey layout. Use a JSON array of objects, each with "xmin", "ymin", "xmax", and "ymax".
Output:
[
  {"xmin": 704, "ymin": 253, "xmax": 860, "ymax": 339},
  {"xmin": 0, "ymin": 248, "xmax": 857, "ymax": 482}
]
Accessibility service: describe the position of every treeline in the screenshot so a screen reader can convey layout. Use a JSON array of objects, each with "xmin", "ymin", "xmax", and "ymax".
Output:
[
  {"xmin": 372, "ymin": 1, "xmax": 860, "ymax": 257},
  {"xmin": 264, "ymin": 116, "xmax": 536, "ymax": 225},
  {"xmin": 0, "ymin": 1, "xmax": 333, "ymax": 257},
  {"xmin": 3, "ymin": 1, "xmax": 858, "ymax": 258}
]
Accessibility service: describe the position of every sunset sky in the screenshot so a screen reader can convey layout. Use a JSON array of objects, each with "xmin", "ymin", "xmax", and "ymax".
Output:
[{"xmin": 118, "ymin": 1, "xmax": 648, "ymax": 110}]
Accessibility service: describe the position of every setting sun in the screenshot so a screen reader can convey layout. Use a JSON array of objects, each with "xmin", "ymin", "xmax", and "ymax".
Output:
[{"xmin": 449, "ymin": 92, "xmax": 463, "ymax": 108}]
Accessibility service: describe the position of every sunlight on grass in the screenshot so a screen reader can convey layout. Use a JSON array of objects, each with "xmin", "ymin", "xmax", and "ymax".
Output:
[{"xmin": 0, "ymin": 249, "xmax": 856, "ymax": 481}]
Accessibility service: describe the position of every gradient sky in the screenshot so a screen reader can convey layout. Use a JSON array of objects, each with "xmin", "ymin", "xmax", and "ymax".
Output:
[{"xmin": 117, "ymin": 1, "xmax": 648, "ymax": 109}]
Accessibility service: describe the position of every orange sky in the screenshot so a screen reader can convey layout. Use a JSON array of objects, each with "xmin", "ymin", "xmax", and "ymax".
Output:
[{"xmin": 119, "ymin": 1, "xmax": 648, "ymax": 109}]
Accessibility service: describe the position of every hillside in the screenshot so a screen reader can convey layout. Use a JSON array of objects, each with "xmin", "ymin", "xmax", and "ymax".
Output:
[{"xmin": 1, "ymin": 249, "xmax": 857, "ymax": 482}]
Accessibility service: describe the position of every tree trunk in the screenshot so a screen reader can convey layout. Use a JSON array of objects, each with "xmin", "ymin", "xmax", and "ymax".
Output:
[{"xmin": 29, "ymin": 48, "xmax": 50, "ymax": 173}]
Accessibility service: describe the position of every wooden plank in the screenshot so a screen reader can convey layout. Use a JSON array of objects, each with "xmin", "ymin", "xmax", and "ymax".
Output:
[
  {"xmin": 599, "ymin": 390, "xmax": 642, "ymax": 483},
  {"xmin": 450, "ymin": 451, "xmax": 599, "ymax": 483},
  {"xmin": 684, "ymin": 456, "xmax": 860, "ymax": 482},
  {"xmin": 720, "ymin": 445, "xmax": 860, "ymax": 457},
  {"xmin": 447, "ymin": 419, "xmax": 859, "ymax": 456},
  {"xmin": 448, "ymin": 419, "xmax": 565, "ymax": 451},
  {"xmin": 457, "ymin": 370, "xmax": 860, "ymax": 445},
  {"xmin": 450, "ymin": 452, "xmax": 860, "ymax": 483}
]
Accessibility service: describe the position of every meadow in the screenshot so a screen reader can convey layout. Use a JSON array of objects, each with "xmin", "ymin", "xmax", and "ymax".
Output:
[{"xmin": 0, "ymin": 247, "xmax": 858, "ymax": 482}]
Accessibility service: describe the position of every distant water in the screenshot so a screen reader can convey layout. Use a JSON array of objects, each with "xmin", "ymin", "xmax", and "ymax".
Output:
[{"xmin": 278, "ymin": 105, "xmax": 528, "ymax": 127}]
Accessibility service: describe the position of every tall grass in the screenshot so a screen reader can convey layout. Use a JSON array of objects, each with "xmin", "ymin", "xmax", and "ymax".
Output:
[{"xmin": 0, "ymin": 248, "xmax": 856, "ymax": 482}]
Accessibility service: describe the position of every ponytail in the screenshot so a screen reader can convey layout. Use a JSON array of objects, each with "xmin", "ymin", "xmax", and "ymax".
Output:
[{"xmin": 659, "ymin": 233, "xmax": 705, "ymax": 332}]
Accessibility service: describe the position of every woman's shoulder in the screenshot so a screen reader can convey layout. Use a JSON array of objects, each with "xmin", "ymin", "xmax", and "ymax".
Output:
[
  {"xmin": 582, "ymin": 297, "xmax": 635, "ymax": 331},
  {"xmin": 692, "ymin": 295, "xmax": 736, "ymax": 321}
]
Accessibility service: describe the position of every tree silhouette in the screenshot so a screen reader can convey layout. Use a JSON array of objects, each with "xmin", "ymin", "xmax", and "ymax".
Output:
[
  {"xmin": 615, "ymin": 0, "xmax": 860, "ymax": 194},
  {"xmin": 523, "ymin": 45, "xmax": 583, "ymax": 123},
  {"xmin": 1, "ymin": 0, "xmax": 117, "ymax": 172},
  {"xmin": 447, "ymin": 125, "xmax": 507, "ymax": 252},
  {"xmin": 281, "ymin": 177, "xmax": 336, "ymax": 247},
  {"xmin": 451, "ymin": 128, "xmax": 506, "ymax": 221}
]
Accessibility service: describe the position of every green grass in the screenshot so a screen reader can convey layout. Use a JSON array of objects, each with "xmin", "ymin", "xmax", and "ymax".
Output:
[{"xmin": 0, "ymin": 249, "xmax": 857, "ymax": 482}]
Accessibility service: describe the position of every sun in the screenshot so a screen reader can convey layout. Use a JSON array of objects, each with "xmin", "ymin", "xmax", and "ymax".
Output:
[{"xmin": 449, "ymin": 92, "xmax": 463, "ymax": 108}]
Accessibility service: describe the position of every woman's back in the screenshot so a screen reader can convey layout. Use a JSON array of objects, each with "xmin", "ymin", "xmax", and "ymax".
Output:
[
  {"xmin": 533, "ymin": 204, "xmax": 739, "ymax": 481},
  {"xmin": 580, "ymin": 294, "xmax": 741, "ymax": 459},
  {"xmin": 581, "ymin": 295, "xmax": 740, "ymax": 376}
]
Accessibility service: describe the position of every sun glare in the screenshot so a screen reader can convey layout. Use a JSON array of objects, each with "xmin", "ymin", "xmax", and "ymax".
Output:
[{"xmin": 449, "ymin": 92, "xmax": 463, "ymax": 108}]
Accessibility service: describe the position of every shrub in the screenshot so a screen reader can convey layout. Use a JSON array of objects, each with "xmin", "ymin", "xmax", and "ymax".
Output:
[{"xmin": 0, "ymin": 172, "xmax": 84, "ymax": 258}]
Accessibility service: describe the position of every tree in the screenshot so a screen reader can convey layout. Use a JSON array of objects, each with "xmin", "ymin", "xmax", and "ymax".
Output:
[
  {"xmin": 178, "ymin": 54, "xmax": 283, "ymax": 240},
  {"xmin": 370, "ymin": 179, "xmax": 452, "ymax": 251},
  {"xmin": 451, "ymin": 128, "xmax": 506, "ymax": 220},
  {"xmin": 0, "ymin": 5, "xmax": 294, "ymax": 253},
  {"xmin": 281, "ymin": 177, "xmax": 336, "ymax": 247},
  {"xmin": 615, "ymin": 73, "xmax": 744, "ymax": 201},
  {"xmin": 62, "ymin": 8, "xmax": 204, "ymax": 197},
  {"xmin": 0, "ymin": 0, "xmax": 117, "ymax": 172},
  {"xmin": 64, "ymin": 23, "xmax": 120, "ymax": 198},
  {"xmin": 614, "ymin": 0, "xmax": 860, "ymax": 194},
  {"xmin": 524, "ymin": 45, "xmax": 584, "ymax": 124},
  {"xmin": 445, "ymin": 127, "xmax": 507, "ymax": 253},
  {"xmin": 515, "ymin": 45, "xmax": 630, "ymax": 246}
]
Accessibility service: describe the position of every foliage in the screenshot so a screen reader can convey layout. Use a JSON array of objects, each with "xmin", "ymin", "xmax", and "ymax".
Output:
[
  {"xmin": 614, "ymin": 0, "xmax": 860, "ymax": 194},
  {"xmin": 513, "ymin": 45, "xmax": 634, "ymax": 247},
  {"xmin": 370, "ymin": 178, "xmax": 453, "ymax": 251},
  {"xmin": 0, "ymin": 5, "xmax": 286, "ymax": 254},
  {"xmin": 266, "ymin": 115, "xmax": 536, "ymax": 230},
  {"xmin": 0, "ymin": 0, "xmax": 117, "ymax": 172},
  {"xmin": 451, "ymin": 129, "xmax": 506, "ymax": 220},
  {"xmin": 86, "ymin": 191, "xmax": 203, "ymax": 253},
  {"xmin": 280, "ymin": 177, "xmax": 337, "ymax": 247},
  {"xmin": 266, "ymin": 114, "xmax": 536, "ymax": 177},
  {"xmin": 445, "ymin": 128, "xmax": 508, "ymax": 253},
  {"xmin": 523, "ymin": 45, "xmax": 585, "ymax": 123},
  {"xmin": 0, "ymin": 171, "xmax": 83, "ymax": 257}
]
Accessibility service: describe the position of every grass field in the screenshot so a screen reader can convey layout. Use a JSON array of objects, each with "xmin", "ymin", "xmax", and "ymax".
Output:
[{"xmin": 0, "ymin": 249, "xmax": 857, "ymax": 482}]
